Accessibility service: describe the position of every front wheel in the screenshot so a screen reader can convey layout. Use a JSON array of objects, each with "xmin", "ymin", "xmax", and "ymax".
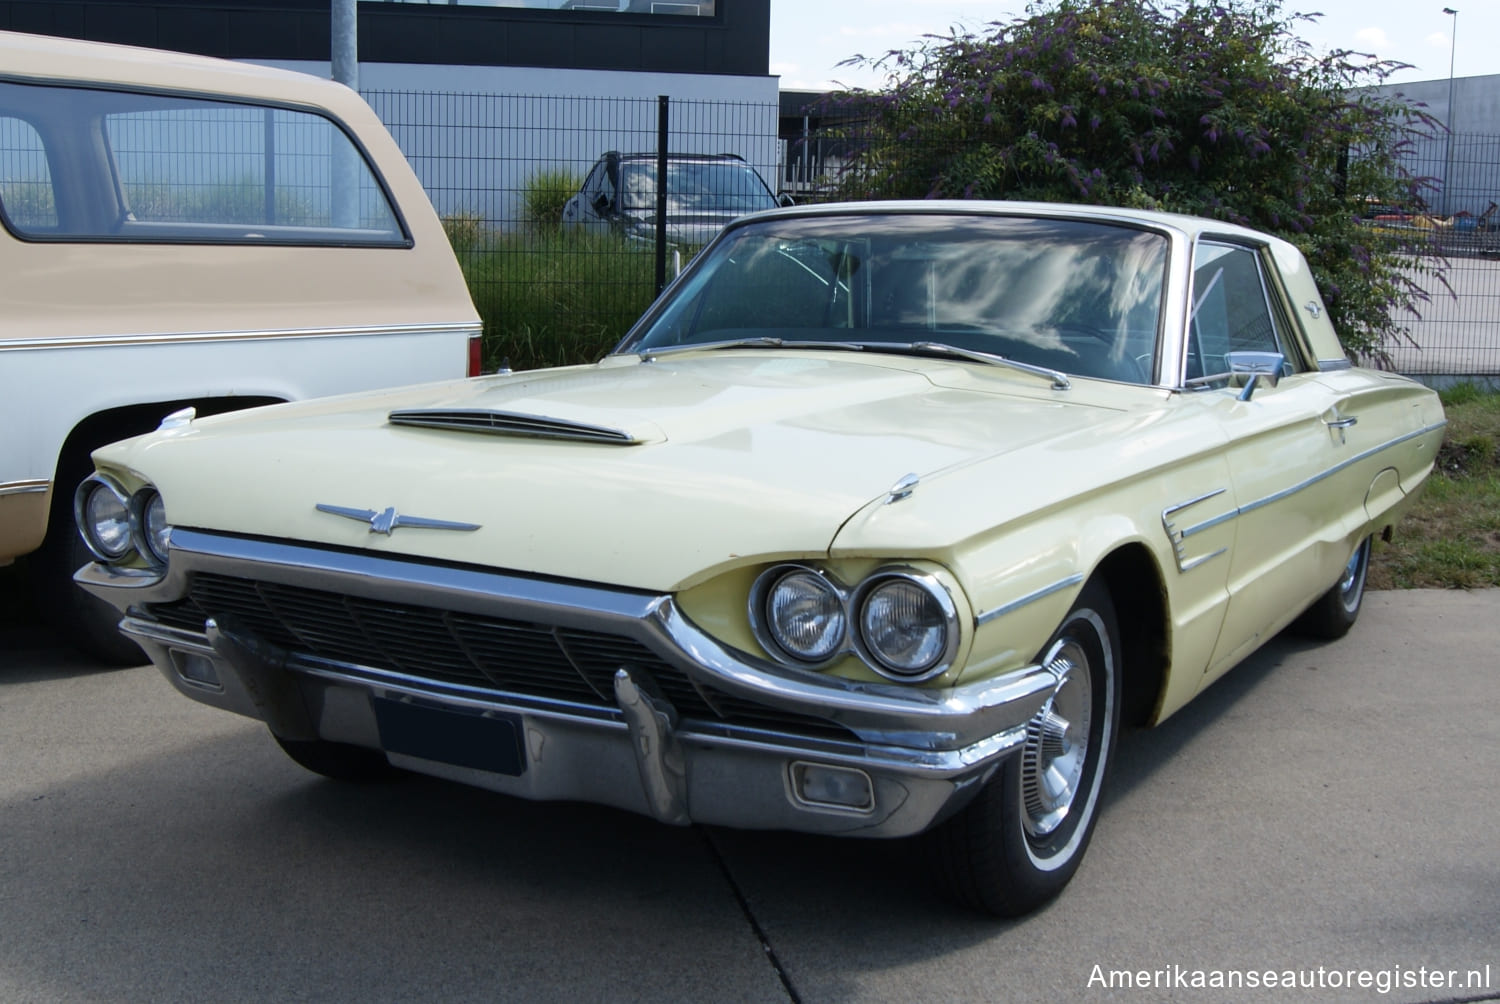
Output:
[
  {"xmin": 931, "ymin": 581, "xmax": 1121, "ymax": 916},
  {"xmin": 1292, "ymin": 536, "xmax": 1371, "ymax": 640}
]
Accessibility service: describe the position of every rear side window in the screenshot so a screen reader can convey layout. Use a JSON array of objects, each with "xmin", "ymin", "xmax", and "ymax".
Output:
[
  {"xmin": 0, "ymin": 114, "xmax": 56, "ymax": 230},
  {"xmin": 0, "ymin": 80, "xmax": 407, "ymax": 246}
]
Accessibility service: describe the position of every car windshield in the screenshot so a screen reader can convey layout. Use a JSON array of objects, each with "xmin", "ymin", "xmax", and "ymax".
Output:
[
  {"xmin": 625, "ymin": 214, "xmax": 1169, "ymax": 385},
  {"xmin": 618, "ymin": 160, "xmax": 777, "ymax": 215}
]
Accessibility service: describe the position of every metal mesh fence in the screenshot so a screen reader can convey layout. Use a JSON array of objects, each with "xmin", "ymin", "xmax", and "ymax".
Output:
[
  {"xmin": 1378, "ymin": 132, "xmax": 1500, "ymax": 375},
  {"xmin": 363, "ymin": 91, "xmax": 781, "ymax": 368}
]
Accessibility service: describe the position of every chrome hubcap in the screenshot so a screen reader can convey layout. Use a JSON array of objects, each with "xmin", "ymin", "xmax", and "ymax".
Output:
[
  {"xmin": 1338, "ymin": 540, "xmax": 1369, "ymax": 612},
  {"xmin": 1021, "ymin": 641, "xmax": 1092, "ymax": 839}
]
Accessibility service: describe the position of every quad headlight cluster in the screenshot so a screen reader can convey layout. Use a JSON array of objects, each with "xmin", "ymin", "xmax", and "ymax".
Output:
[
  {"xmin": 74, "ymin": 474, "xmax": 171, "ymax": 567},
  {"xmin": 749, "ymin": 564, "xmax": 959, "ymax": 683}
]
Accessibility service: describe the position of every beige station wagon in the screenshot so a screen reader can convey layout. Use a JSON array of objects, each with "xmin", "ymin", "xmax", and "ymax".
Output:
[{"xmin": 0, "ymin": 31, "xmax": 481, "ymax": 660}]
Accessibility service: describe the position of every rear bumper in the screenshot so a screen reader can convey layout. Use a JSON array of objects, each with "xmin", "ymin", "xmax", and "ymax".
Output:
[{"xmin": 80, "ymin": 529, "xmax": 1063, "ymax": 836}]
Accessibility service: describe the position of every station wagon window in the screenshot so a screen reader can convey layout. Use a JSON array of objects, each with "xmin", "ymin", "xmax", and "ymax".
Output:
[
  {"xmin": 0, "ymin": 81, "xmax": 406, "ymax": 246},
  {"xmin": 0, "ymin": 114, "xmax": 56, "ymax": 230},
  {"xmin": 1187, "ymin": 242, "xmax": 1289, "ymax": 383}
]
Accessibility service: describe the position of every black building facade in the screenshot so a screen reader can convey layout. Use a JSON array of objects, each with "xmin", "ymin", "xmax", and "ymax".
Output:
[{"xmin": 0, "ymin": 0, "xmax": 770, "ymax": 76}]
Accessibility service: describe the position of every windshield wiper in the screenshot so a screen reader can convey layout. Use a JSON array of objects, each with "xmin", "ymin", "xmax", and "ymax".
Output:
[
  {"xmin": 863, "ymin": 341, "xmax": 1071, "ymax": 390},
  {"xmin": 638, "ymin": 337, "xmax": 1072, "ymax": 389},
  {"xmin": 639, "ymin": 337, "xmax": 869, "ymax": 359}
]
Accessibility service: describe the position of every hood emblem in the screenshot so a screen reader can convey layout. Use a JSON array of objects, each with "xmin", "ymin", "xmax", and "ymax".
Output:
[{"xmin": 316, "ymin": 504, "xmax": 481, "ymax": 535}]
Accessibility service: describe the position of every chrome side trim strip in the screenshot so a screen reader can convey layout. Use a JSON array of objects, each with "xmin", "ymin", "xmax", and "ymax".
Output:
[
  {"xmin": 1236, "ymin": 421, "xmax": 1447, "ymax": 517},
  {"xmin": 1156, "ymin": 420, "xmax": 1446, "ymax": 573},
  {"xmin": 1161, "ymin": 488, "xmax": 1232, "ymax": 573},
  {"xmin": 0, "ymin": 320, "xmax": 482, "ymax": 353},
  {"xmin": 0, "ymin": 480, "xmax": 49, "ymax": 497},
  {"xmin": 1317, "ymin": 358, "xmax": 1353, "ymax": 371},
  {"xmin": 974, "ymin": 573, "xmax": 1085, "ymax": 627}
]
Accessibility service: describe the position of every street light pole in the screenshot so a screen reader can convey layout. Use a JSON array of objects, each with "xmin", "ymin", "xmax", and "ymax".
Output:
[{"xmin": 1442, "ymin": 7, "xmax": 1458, "ymax": 217}]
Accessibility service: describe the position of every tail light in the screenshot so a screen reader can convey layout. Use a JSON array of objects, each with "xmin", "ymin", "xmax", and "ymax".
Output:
[{"xmin": 466, "ymin": 334, "xmax": 483, "ymax": 377}]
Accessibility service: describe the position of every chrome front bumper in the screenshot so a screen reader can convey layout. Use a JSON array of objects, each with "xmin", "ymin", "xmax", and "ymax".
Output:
[{"xmin": 80, "ymin": 529, "xmax": 1063, "ymax": 838}]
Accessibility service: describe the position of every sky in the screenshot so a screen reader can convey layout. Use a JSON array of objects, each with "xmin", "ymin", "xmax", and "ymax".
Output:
[{"xmin": 770, "ymin": 0, "xmax": 1500, "ymax": 92}]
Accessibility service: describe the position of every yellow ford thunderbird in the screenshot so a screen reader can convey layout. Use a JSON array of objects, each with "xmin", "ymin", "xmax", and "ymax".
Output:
[{"xmin": 76, "ymin": 202, "xmax": 1444, "ymax": 915}]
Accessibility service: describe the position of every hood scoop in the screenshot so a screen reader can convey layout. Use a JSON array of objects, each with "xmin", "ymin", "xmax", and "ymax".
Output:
[{"xmin": 388, "ymin": 408, "xmax": 643, "ymax": 445}]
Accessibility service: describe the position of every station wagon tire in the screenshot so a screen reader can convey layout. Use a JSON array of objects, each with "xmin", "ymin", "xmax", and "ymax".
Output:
[
  {"xmin": 272, "ymin": 733, "xmax": 395, "ymax": 782},
  {"xmin": 35, "ymin": 490, "xmax": 147, "ymax": 666},
  {"xmin": 931, "ymin": 581, "xmax": 1120, "ymax": 917},
  {"xmin": 1293, "ymin": 536, "xmax": 1372, "ymax": 640}
]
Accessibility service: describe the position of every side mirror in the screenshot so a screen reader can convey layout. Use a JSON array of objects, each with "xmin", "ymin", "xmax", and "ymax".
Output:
[
  {"xmin": 592, "ymin": 192, "xmax": 613, "ymax": 216},
  {"xmin": 777, "ymin": 192, "xmax": 796, "ymax": 208},
  {"xmin": 1227, "ymin": 351, "xmax": 1286, "ymax": 401}
]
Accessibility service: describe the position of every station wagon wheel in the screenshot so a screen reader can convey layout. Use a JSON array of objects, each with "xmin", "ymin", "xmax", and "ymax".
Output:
[
  {"xmin": 1292, "ymin": 535, "xmax": 1372, "ymax": 640},
  {"xmin": 931, "ymin": 580, "xmax": 1120, "ymax": 917}
]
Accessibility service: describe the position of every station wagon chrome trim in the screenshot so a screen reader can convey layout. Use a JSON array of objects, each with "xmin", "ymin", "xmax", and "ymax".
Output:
[
  {"xmin": 0, "ymin": 320, "xmax": 482, "ymax": 353},
  {"xmin": 0, "ymin": 480, "xmax": 49, "ymax": 497}
]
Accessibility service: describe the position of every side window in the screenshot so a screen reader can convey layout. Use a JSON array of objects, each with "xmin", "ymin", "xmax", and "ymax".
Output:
[
  {"xmin": 1187, "ymin": 242, "xmax": 1286, "ymax": 383},
  {"xmin": 0, "ymin": 80, "xmax": 406, "ymax": 246},
  {"xmin": 0, "ymin": 115, "xmax": 56, "ymax": 231}
]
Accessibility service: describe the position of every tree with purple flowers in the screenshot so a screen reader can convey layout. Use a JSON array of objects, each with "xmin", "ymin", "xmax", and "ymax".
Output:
[{"xmin": 828, "ymin": 0, "xmax": 1439, "ymax": 357}]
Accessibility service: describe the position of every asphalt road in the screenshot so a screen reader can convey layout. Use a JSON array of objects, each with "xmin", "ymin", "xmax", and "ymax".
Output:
[{"xmin": 2, "ymin": 565, "xmax": 1498, "ymax": 1004}]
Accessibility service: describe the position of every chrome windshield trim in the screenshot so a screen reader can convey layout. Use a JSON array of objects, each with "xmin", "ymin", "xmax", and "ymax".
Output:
[
  {"xmin": 0, "ymin": 479, "xmax": 49, "ymax": 497},
  {"xmin": 974, "ymin": 573, "xmax": 1086, "ymax": 627},
  {"xmin": 0, "ymin": 320, "xmax": 482, "ymax": 353}
]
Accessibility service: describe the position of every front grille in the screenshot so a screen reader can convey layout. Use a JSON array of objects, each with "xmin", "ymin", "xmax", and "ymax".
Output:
[{"xmin": 146, "ymin": 572, "xmax": 854, "ymax": 741}]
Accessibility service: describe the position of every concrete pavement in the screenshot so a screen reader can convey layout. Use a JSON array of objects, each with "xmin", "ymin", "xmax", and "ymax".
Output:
[{"xmin": 2, "ymin": 576, "xmax": 1498, "ymax": 1003}]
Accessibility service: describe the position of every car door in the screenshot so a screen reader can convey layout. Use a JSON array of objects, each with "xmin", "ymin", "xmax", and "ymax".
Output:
[{"xmin": 1187, "ymin": 240, "xmax": 1381, "ymax": 682}]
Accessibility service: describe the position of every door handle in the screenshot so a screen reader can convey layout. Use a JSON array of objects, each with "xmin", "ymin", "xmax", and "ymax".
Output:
[{"xmin": 1324, "ymin": 413, "xmax": 1358, "ymax": 444}]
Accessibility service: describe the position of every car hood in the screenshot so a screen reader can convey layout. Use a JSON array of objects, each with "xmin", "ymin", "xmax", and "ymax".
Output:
[{"xmin": 100, "ymin": 351, "xmax": 1137, "ymax": 591}]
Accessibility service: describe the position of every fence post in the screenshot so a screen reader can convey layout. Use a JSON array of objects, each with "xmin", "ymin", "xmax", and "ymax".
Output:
[{"xmin": 656, "ymin": 95, "xmax": 669, "ymax": 295}]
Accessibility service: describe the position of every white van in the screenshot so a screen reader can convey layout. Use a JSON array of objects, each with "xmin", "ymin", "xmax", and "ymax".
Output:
[{"xmin": 0, "ymin": 31, "xmax": 482, "ymax": 660}]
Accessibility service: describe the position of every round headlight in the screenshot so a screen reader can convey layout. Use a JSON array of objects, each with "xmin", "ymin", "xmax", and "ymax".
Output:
[
  {"xmin": 762, "ymin": 568, "xmax": 847, "ymax": 663},
  {"xmin": 75, "ymin": 477, "xmax": 132, "ymax": 561},
  {"xmin": 132, "ymin": 488, "xmax": 171, "ymax": 565},
  {"xmin": 857, "ymin": 574, "xmax": 956, "ymax": 680}
]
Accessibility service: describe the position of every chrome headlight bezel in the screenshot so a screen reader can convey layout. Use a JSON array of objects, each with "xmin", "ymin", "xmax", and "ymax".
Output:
[
  {"xmin": 749, "ymin": 563, "xmax": 960, "ymax": 683},
  {"xmin": 74, "ymin": 474, "xmax": 173, "ymax": 569},
  {"xmin": 749, "ymin": 564, "xmax": 849, "ymax": 666},
  {"xmin": 851, "ymin": 569, "xmax": 960, "ymax": 682},
  {"xmin": 74, "ymin": 474, "xmax": 134, "ymax": 562},
  {"xmin": 128, "ymin": 486, "xmax": 171, "ymax": 567}
]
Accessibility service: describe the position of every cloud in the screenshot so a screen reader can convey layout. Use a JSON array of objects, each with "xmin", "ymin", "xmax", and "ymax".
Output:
[
  {"xmin": 1354, "ymin": 26, "xmax": 1391, "ymax": 50},
  {"xmin": 1426, "ymin": 31, "xmax": 1449, "ymax": 48}
]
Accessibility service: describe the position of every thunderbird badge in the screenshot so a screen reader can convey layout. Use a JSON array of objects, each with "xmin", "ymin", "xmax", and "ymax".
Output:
[{"xmin": 315, "ymin": 504, "xmax": 481, "ymax": 535}]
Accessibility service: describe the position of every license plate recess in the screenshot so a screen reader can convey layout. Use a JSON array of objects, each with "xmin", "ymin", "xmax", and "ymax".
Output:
[{"xmin": 373, "ymin": 697, "xmax": 526, "ymax": 776}]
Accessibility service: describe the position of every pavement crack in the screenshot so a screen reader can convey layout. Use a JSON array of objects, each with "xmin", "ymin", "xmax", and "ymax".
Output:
[{"xmin": 698, "ymin": 826, "xmax": 803, "ymax": 1004}]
